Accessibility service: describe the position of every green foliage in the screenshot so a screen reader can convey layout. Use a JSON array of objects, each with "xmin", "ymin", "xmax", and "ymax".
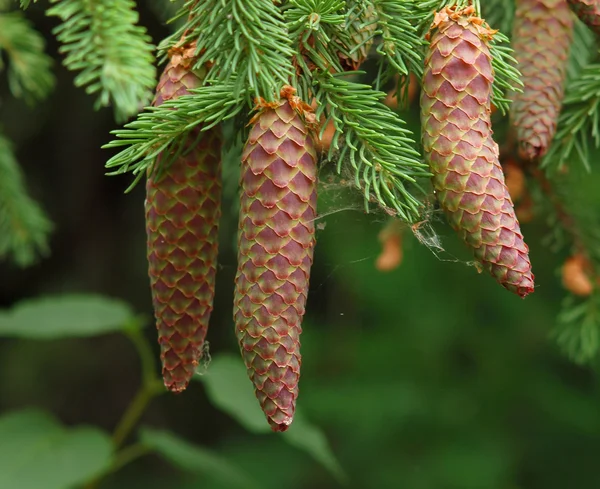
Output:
[
  {"xmin": 285, "ymin": 0, "xmax": 347, "ymax": 85},
  {"xmin": 0, "ymin": 135, "xmax": 52, "ymax": 267},
  {"xmin": 198, "ymin": 354, "xmax": 346, "ymax": 482},
  {"xmin": 164, "ymin": 0, "xmax": 295, "ymax": 102},
  {"xmin": 0, "ymin": 294, "xmax": 137, "ymax": 338},
  {"xmin": 104, "ymin": 0, "xmax": 521, "ymax": 223},
  {"xmin": 317, "ymin": 74, "xmax": 429, "ymax": 220},
  {"xmin": 0, "ymin": 409, "xmax": 113, "ymax": 489},
  {"xmin": 554, "ymin": 294, "xmax": 600, "ymax": 365},
  {"xmin": 0, "ymin": 11, "xmax": 54, "ymax": 103},
  {"xmin": 46, "ymin": 0, "xmax": 156, "ymax": 122},
  {"xmin": 140, "ymin": 428, "xmax": 260, "ymax": 489},
  {"xmin": 372, "ymin": 0, "xmax": 424, "ymax": 80},
  {"xmin": 104, "ymin": 83, "xmax": 244, "ymax": 190},
  {"xmin": 543, "ymin": 60, "xmax": 600, "ymax": 173},
  {"xmin": 567, "ymin": 19, "xmax": 596, "ymax": 83},
  {"xmin": 481, "ymin": 0, "xmax": 515, "ymax": 34}
]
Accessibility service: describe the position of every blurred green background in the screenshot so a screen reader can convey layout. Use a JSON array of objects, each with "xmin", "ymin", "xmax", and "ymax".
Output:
[{"xmin": 2, "ymin": 2, "xmax": 600, "ymax": 489}]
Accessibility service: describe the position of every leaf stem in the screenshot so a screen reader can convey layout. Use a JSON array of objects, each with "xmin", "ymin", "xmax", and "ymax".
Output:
[
  {"xmin": 83, "ymin": 321, "xmax": 164, "ymax": 489},
  {"xmin": 112, "ymin": 379, "xmax": 163, "ymax": 449}
]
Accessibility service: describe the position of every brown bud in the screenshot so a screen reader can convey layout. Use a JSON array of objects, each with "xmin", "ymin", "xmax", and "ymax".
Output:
[
  {"xmin": 376, "ymin": 221, "xmax": 403, "ymax": 272},
  {"xmin": 562, "ymin": 255, "xmax": 594, "ymax": 297}
]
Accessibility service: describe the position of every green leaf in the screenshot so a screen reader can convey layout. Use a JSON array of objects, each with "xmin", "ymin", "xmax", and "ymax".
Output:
[
  {"xmin": 0, "ymin": 294, "xmax": 137, "ymax": 339},
  {"xmin": 198, "ymin": 354, "xmax": 347, "ymax": 483},
  {"xmin": 140, "ymin": 428, "xmax": 259, "ymax": 489},
  {"xmin": 0, "ymin": 409, "xmax": 112, "ymax": 489},
  {"xmin": 283, "ymin": 413, "xmax": 348, "ymax": 484}
]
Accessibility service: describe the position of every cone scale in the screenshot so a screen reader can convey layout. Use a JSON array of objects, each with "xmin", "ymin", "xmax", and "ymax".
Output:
[
  {"xmin": 146, "ymin": 45, "xmax": 222, "ymax": 392},
  {"xmin": 510, "ymin": 0, "xmax": 573, "ymax": 161},
  {"xmin": 234, "ymin": 87, "xmax": 317, "ymax": 432},
  {"xmin": 421, "ymin": 7, "xmax": 534, "ymax": 297}
]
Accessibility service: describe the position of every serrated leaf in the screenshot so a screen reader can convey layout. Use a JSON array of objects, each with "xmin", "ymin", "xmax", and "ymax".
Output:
[
  {"xmin": 0, "ymin": 294, "xmax": 137, "ymax": 339},
  {"xmin": 140, "ymin": 428, "xmax": 259, "ymax": 489},
  {"xmin": 198, "ymin": 354, "xmax": 347, "ymax": 483},
  {"xmin": 0, "ymin": 409, "xmax": 112, "ymax": 489}
]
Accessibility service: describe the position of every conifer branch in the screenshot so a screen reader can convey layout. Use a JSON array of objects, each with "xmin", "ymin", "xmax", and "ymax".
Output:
[
  {"xmin": 316, "ymin": 73, "xmax": 429, "ymax": 221},
  {"xmin": 0, "ymin": 134, "xmax": 52, "ymax": 267},
  {"xmin": 481, "ymin": 0, "xmax": 515, "ymax": 35},
  {"xmin": 285, "ymin": 0, "xmax": 347, "ymax": 98},
  {"xmin": 542, "ymin": 59, "xmax": 600, "ymax": 173},
  {"xmin": 567, "ymin": 19, "xmax": 596, "ymax": 82},
  {"xmin": 46, "ymin": 0, "xmax": 156, "ymax": 122},
  {"xmin": 528, "ymin": 167, "xmax": 600, "ymax": 364},
  {"xmin": 0, "ymin": 11, "xmax": 55, "ymax": 103},
  {"xmin": 163, "ymin": 0, "xmax": 295, "ymax": 102},
  {"xmin": 104, "ymin": 83, "xmax": 244, "ymax": 190},
  {"xmin": 371, "ymin": 0, "xmax": 424, "ymax": 79}
]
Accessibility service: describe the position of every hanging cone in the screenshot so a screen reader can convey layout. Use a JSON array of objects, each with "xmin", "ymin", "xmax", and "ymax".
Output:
[
  {"xmin": 510, "ymin": 0, "xmax": 573, "ymax": 161},
  {"xmin": 421, "ymin": 6, "xmax": 535, "ymax": 297},
  {"xmin": 234, "ymin": 86, "xmax": 317, "ymax": 431},
  {"xmin": 146, "ymin": 44, "xmax": 222, "ymax": 392}
]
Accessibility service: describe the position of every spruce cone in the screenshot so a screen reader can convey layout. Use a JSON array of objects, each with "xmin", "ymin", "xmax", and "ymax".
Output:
[
  {"xmin": 510, "ymin": 0, "xmax": 573, "ymax": 161},
  {"xmin": 234, "ymin": 87, "xmax": 317, "ymax": 431},
  {"xmin": 421, "ymin": 6, "xmax": 535, "ymax": 297},
  {"xmin": 568, "ymin": 0, "xmax": 600, "ymax": 36},
  {"xmin": 146, "ymin": 45, "xmax": 222, "ymax": 392}
]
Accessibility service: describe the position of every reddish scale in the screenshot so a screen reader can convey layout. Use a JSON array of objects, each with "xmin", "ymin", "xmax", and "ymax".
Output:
[
  {"xmin": 146, "ymin": 50, "xmax": 222, "ymax": 392},
  {"xmin": 234, "ymin": 98, "xmax": 317, "ymax": 431},
  {"xmin": 421, "ymin": 8, "xmax": 535, "ymax": 297},
  {"xmin": 510, "ymin": 0, "xmax": 573, "ymax": 161}
]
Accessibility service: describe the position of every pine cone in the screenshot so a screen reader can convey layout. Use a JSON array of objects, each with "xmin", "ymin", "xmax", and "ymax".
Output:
[
  {"xmin": 146, "ymin": 45, "xmax": 222, "ymax": 392},
  {"xmin": 421, "ymin": 6, "xmax": 535, "ymax": 297},
  {"xmin": 510, "ymin": 0, "xmax": 573, "ymax": 161},
  {"xmin": 234, "ymin": 87, "xmax": 317, "ymax": 431},
  {"xmin": 568, "ymin": 0, "xmax": 600, "ymax": 35}
]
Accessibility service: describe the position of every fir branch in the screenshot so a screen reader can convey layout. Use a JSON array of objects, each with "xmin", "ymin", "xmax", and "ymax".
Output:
[
  {"xmin": 317, "ymin": 73, "xmax": 430, "ymax": 221},
  {"xmin": 164, "ymin": 0, "xmax": 295, "ymax": 102},
  {"xmin": 0, "ymin": 134, "xmax": 52, "ymax": 267},
  {"xmin": 0, "ymin": 11, "xmax": 55, "ymax": 103},
  {"xmin": 285, "ymin": 0, "xmax": 347, "ymax": 98},
  {"xmin": 567, "ymin": 19, "xmax": 596, "ymax": 82},
  {"xmin": 481, "ymin": 0, "xmax": 514, "ymax": 35},
  {"xmin": 554, "ymin": 293, "xmax": 600, "ymax": 365},
  {"xmin": 542, "ymin": 60, "xmax": 600, "ymax": 173},
  {"xmin": 489, "ymin": 31, "xmax": 523, "ymax": 115},
  {"xmin": 372, "ymin": 0, "xmax": 424, "ymax": 79},
  {"xmin": 529, "ymin": 166, "xmax": 600, "ymax": 363},
  {"xmin": 104, "ymin": 83, "xmax": 244, "ymax": 190},
  {"xmin": 47, "ymin": 0, "xmax": 156, "ymax": 122}
]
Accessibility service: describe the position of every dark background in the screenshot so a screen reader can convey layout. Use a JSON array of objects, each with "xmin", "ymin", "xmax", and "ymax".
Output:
[{"xmin": 2, "ymin": 3, "xmax": 600, "ymax": 488}]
